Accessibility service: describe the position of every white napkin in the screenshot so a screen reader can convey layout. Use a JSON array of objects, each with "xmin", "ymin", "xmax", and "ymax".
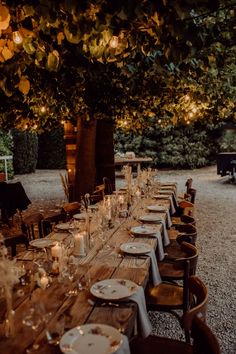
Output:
[
  {"xmin": 165, "ymin": 209, "xmax": 172, "ymax": 228},
  {"xmin": 148, "ymin": 249, "xmax": 162, "ymax": 286},
  {"xmin": 157, "ymin": 195, "xmax": 176, "ymax": 215},
  {"xmin": 152, "ymin": 231, "xmax": 165, "ymax": 261},
  {"xmin": 128, "ymin": 286, "xmax": 152, "ymax": 338},
  {"xmin": 158, "ymin": 220, "xmax": 170, "ymax": 247},
  {"xmin": 115, "ymin": 335, "xmax": 130, "ymax": 354}
]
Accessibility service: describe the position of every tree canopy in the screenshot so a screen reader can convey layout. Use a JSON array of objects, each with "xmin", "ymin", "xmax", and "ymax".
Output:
[{"xmin": 0, "ymin": 0, "xmax": 235, "ymax": 131}]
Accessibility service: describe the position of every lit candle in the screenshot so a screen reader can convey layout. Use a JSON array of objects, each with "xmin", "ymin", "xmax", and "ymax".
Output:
[
  {"xmin": 118, "ymin": 195, "xmax": 125, "ymax": 205},
  {"xmin": 51, "ymin": 243, "xmax": 63, "ymax": 260},
  {"xmin": 74, "ymin": 231, "xmax": 86, "ymax": 256},
  {"xmin": 40, "ymin": 275, "xmax": 49, "ymax": 290}
]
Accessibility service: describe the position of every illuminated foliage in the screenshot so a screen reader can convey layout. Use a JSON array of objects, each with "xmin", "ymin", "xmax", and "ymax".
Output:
[{"xmin": 0, "ymin": 0, "xmax": 235, "ymax": 131}]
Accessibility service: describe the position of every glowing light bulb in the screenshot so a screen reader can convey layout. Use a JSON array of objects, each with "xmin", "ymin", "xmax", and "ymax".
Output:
[
  {"xmin": 189, "ymin": 112, "xmax": 193, "ymax": 118},
  {"xmin": 192, "ymin": 107, "xmax": 197, "ymax": 113},
  {"xmin": 158, "ymin": 119, "xmax": 162, "ymax": 124},
  {"xmin": 12, "ymin": 31, "xmax": 23, "ymax": 44},
  {"xmin": 40, "ymin": 106, "xmax": 46, "ymax": 113},
  {"xmin": 184, "ymin": 94, "xmax": 190, "ymax": 101},
  {"xmin": 109, "ymin": 36, "xmax": 119, "ymax": 48}
]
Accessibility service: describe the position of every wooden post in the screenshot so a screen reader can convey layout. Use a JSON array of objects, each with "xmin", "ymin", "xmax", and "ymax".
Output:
[
  {"xmin": 96, "ymin": 120, "xmax": 115, "ymax": 191},
  {"xmin": 63, "ymin": 122, "xmax": 77, "ymax": 201}
]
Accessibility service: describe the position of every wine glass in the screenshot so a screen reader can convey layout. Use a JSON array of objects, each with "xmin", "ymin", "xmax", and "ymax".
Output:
[{"xmin": 22, "ymin": 301, "xmax": 52, "ymax": 353}]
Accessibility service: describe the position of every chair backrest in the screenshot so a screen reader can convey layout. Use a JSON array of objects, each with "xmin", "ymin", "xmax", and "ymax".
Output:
[
  {"xmin": 182, "ymin": 276, "xmax": 208, "ymax": 331},
  {"xmin": 4, "ymin": 234, "xmax": 29, "ymax": 257},
  {"xmin": 89, "ymin": 184, "xmax": 105, "ymax": 204},
  {"xmin": 192, "ymin": 317, "xmax": 221, "ymax": 354},
  {"xmin": 103, "ymin": 177, "xmax": 113, "ymax": 195},
  {"xmin": 185, "ymin": 178, "xmax": 193, "ymax": 194},
  {"xmin": 189, "ymin": 188, "xmax": 197, "ymax": 204},
  {"xmin": 176, "ymin": 232, "xmax": 197, "ymax": 246},
  {"xmin": 21, "ymin": 212, "xmax": 44, "ymax": 241},
  {"xmin": 181, "ymin": 275, "xmax": 209, "ymax": 345},
  {"xmin": 175, "ymin": 223, "xmax": 196, "ymax": 234},
  {"xmin": 62, "ymin": 201, "xmax": 81, "ymax": 220},
  {"xmin": 176, "ymin": 242, "xmax": 199, "ymax": 277},
  {"xmin": 172, "ymin": 242, "xmax": 198, "ymax": 313},
  {"xmin": 180, "ymin": 214, "xmax": 196, "ymax": 225}
]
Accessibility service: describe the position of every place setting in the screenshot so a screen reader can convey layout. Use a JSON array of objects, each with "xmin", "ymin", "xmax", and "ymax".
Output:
[
  {"xmin": 146, "ymin": 204, "xmax": 172, "ymax": 228},
  {"xmin": 129, "ymin": 224, "xmax": 166, "ymax": 261},
  {"xmin": 120, "ymin": 242, "xmax": 162, "ymax": 286},
  {"xmin": 59, "ymin": 323, "xmax": 125, "ymax": 354},
  {"xmin": 90, "ymin": 277, "xmax": 152, "ymax": 339}
]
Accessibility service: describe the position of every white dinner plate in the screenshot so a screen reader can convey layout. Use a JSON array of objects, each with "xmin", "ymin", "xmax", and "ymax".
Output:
[
  {"xmin": 153, "ymin": 194, "xmax": 170, "ymax": 200},
  {"xmin": 90, "ymin": 278, "xmax": 138, "ymax": 300},
  {"xmin": 130, "ymin": 225, "xmax": 157, "ymax": 236},
  {"xmin": 73, "ymin": 213, "xmax": 92, "ymax": 220},
  {"xmin": 55, "ymin": 222, "xmax": 71, "ymax": 231},
  {"xmin": 139, "ymin": 214, "xmax": 163, "ymax": 224},
  {"xmin": 120, "ymin": 242, "xmax": 152, "ymax": 255},
  {"xmin": 60, "ymin": 323, "xmax": 122, "ymax": 354},
  {"xmin": 159, "ymin": 190, "xmax": 174, "ymax": 194},
  {"xmin": 147, "ymin": 205, "xmax": 167, "ymax": 212},
  {"xmin": 29, "ymin": 239, "xmax": 56, "ymax": 249}
]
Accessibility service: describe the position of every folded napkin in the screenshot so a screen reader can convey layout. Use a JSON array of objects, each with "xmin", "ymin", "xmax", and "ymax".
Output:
[
  {"xmin": 152, "ymin": 231, "xmax": 165, "ymax": 261},
  {"xmin": 157, "ymin": 220, "xmax": 170, "ymax": 247},
  {"xmin": 128, "ymin": 286, "xmax": 152, "ymax": 338},
  {"xmin": 165, "ymin": 208, "xmax": 172, "ymax": 229},
  {"xmin": 115, "ymin": 335, "xmax": 130, "ymax": 354},
  {"xmin": 148, "ymin": 249, "xmax": 162, "ymax": 286},
  {"xmin": 156, "ymin": 195, "xmax": 176, "ymax": 215}
]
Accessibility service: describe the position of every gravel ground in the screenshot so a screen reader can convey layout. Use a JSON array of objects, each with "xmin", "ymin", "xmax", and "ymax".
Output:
[{"xmin": 13, "ymin": 166, "xmax": 236, "ymax": 353}]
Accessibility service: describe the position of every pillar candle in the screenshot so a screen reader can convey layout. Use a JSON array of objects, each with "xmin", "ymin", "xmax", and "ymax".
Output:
[
  {"xmin": 51, "ymin": 243, "xmax": 63, "ymax": 260},
  {"xmin": 74, "ymin": 231, "xmax": 86, "ymax": 256}
]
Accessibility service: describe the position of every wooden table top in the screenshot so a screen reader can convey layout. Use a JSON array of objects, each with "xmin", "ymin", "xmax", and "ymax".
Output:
[{"xmin": 0, "ymin": 192, "xmax": 172, "ymax": 354}]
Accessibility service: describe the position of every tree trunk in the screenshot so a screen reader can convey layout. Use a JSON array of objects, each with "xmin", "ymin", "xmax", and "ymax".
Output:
[
  {"xmin": 73, "ymin": 117, "xmax": 97, "ymax": 201},
  {"xmin": 96, "ymin": 120, "xmax": 115, "ymax": 190}
]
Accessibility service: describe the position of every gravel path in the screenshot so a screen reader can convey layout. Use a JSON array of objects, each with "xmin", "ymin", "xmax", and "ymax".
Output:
[{"xmin": 14, "ymin": 166, "xmax": 236, "ymax": 353}]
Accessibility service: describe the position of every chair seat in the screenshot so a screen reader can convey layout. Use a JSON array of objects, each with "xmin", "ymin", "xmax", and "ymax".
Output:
[
  {"xmin": 130, "ymin": 335, "xmax": 193, "ymax": 354},
  {"xmin": 158, "ymin": 261, "xmax": 184, "ymax": 279},
  {"xmin": 168, "ymin": 228, "xmax": 180, "ymax": 240},
  {"xmin": 146, "ymin": 282, "xmax": 183, "ymax": 310},
  {"xmin": 164, "ymin": 241, "xmax": 188, "ymax": 260}
]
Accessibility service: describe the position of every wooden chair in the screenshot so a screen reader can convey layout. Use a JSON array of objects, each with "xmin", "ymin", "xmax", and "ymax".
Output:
[
  {"xmin": 61, "ymin": 201, "xmax": 81, "ymax": 220},
  {"xmin": 172, "ymin": 214, "xmax": 196, "ymax": 227},
  {"xmin": 131, "ymin": 278, "xmax": 219, "ymax": 354},
  {"xmin": 21, "ymin": 212, "xmax": 45, "ymax": 241},
  {"xmin": 158, "ymin": 242, "xmax": 198, "ymax": 282},
  {"xmin": 146, "ymin": 242, "xmax": 199, "ymax": 326},
  {"xmin": 103, "ymin": 177, "xmax": 113, "ymax": 195},
  {"xmin": 165, "ymin": 231, "xmax": 197, "ymax": 259},
  {"xmin": 4, "ymin": 234, "xmax": 29, "ymax": 257},
  {"xmin": 168, "ymin": 223, "xmax": 197, "ymax": 241},
  {"xmin": 89, "ymin": 184, "xmax": 105, "ymax": 204}
]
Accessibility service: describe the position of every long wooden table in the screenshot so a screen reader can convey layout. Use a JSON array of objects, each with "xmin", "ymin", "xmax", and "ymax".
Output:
[{"xmin": 0, "ymin": 192, "xmax": 173, "ymax": 354}]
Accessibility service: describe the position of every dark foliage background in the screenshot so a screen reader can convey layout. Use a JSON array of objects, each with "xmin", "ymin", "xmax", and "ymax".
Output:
[
  {"xmin": 37, "ymin": 127, "xmax": 66, "ymax": 169},
  {"xmin": 114, "ymin": 123, "xmax": 223, "ymax": 169},
  {"xmin": 12, "ymin": 129, "xmax": 38, "ymax": 174}
]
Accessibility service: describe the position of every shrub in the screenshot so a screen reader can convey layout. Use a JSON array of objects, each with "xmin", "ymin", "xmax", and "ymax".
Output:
[
  {"xmin": 115, "ymin": 122, "xmax": 221, "ymax": 169},
  {"xmin": 12, "ymin": 129, "xmax": 38, "ymax": 174},
  {"xmin": 37, "ymin": 127, "xmax": 66, "ymax": 169},
  {"xmin": 0, "ymin": 130, "xmax": 14, "ymax": 179}
]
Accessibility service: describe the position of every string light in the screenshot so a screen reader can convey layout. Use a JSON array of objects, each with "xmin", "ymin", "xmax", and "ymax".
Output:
[
  {"xmin": 40, "ymin": 106, "xmax": 46, "ymax": 113},
  {"xmin": 12, "ymin": 31, "xmax": 23, "ymax": 44},
  {"xmin": 109, "ymin": 36, "xmax": 119, "ymax": 48}
]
